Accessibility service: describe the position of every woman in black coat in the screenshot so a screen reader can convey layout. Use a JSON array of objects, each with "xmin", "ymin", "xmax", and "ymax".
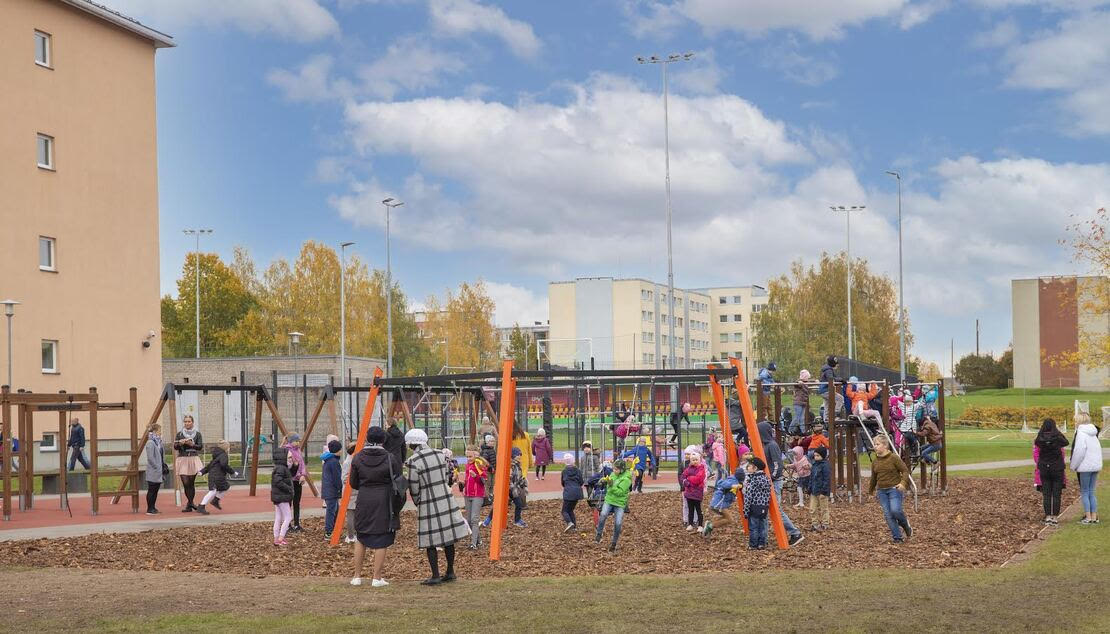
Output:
[
  {"xmin": 349, "ymin": 426, "xmax": 403, "ymax": 588},
  {"xmin": 1034, "ymin": 418, "xmax": 1070, "ymax": 525}
]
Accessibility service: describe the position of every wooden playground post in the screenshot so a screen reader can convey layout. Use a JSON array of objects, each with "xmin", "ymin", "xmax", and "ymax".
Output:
[
  {"xmin": 258, "ymin": 391, "xmax": 318, "ymax": 497},
  {"xmin": 128, "ymin": 387, "xmax": 140, "ymax": 513},
  {"xmin": 111, "ymin": 384, "xmax": 169, "ymax": 505},
  {"xmin": 249, "ymin": 390, "xmax": 264, "ymax": 496},
  {"xmin": 709, "ymin": 369, "xmax": 748, "ymax": 533},
  {"xmin": 489, "ymin": 360, "xmax": 517, "ymax": 561},
  {"xmin": 730, "ymin": 358, "xmax": 789, "ymax": 550},
  {"xmin": 773, "ymin": 385, "xmax": 783, "ymax": 446},
  {"xmin": 166, "ymin": 391, "xmax": 180, "ymax": 506},
  {"xmin": 329, "ymin": 367, "xmax": 384, "ymax": 547}
]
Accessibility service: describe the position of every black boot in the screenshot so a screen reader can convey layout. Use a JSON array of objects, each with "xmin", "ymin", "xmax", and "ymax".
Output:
[
  {"xmin": 196, "ymin": 504, "xmax": 209, "ymax": 515},
  {"xmin": 422, "ymin": 547, "xmax": 442, "ymax": 585},
  {"xmin": 211, "ymin": 498, "xmax": 222, "ymax": 510}
]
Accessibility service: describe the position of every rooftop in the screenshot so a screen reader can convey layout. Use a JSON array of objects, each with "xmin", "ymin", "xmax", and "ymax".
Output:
[{"xmin": 60, "ymin": 0, "xmax": 175, "ymax": 48}]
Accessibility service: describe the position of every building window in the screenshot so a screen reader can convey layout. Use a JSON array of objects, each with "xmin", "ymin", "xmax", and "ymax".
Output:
[
  {"xmin": 39, "ymin": 236, "xmax": 56, "ymax": 271},
  {"xmin": 642, "ymin": 290, "xmax": 653, "ymax": 302},
  {"xmin": 733, "ymin": 314, "xmax": 742, "ymax": 322},
  {"xmin": 41, "ymin": 340, "xmax": 59, "ymax": 373},
  {"xmin": 719, "ymin": 333, "xmax": 728, "ymax": 343},
  {"xmin": 41, "ymin": 432, "xmax": 59, "ymax": 452},
  {"xmin": 732, "ymin": 295, "xmax": 742, "ymax": 304},
  {"xmin": 732, "ymin": 333, "xmax": 743, "ymax": 343},
  {"xmin": 37, "ymin": 133, "xmax": 54, "ymax": 169},
  {"xmin": 752, "ymin": 304, "xmax": 763, "ymax": 313},
  {"xmin": 735, "ymin": 352, "xmax": 744, "ymax": 360},
  {"xmin": 677, "ymin": 317, "xmax": 683, "ymax": 327},
  {"xmin": 719, "ymin": 315, "xmax": 727, "ymax": 323},
  {"xmin": 35, "ymin": 30, "xmax": 52, "ymax": 67}
]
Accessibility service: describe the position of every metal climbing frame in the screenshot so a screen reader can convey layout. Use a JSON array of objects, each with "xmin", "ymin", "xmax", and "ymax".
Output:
[{"xmin": 328, "ymin": 360, "xmax": 793, "ymax": 556}]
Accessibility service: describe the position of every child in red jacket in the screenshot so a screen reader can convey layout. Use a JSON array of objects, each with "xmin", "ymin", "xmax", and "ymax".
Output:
[
  {"xmin": 461, "ymin": 444, "xmax": 488, "ymax": 549},
  {"xmin": 681, "ymin": 450, "xmax": 707, "ymax": 532}
]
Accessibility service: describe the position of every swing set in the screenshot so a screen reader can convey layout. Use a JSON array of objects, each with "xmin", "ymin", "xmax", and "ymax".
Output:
[{"xmin": 329, "ymin": 358, "xmax": 794, "ymax": 555}]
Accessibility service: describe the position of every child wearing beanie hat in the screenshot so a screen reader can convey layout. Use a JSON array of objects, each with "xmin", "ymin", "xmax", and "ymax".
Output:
[
  {"xmin": 560, "ymin": 453, "xmax": 584, "ymax": 532},
  {"xmin": 462, "ymin": 444, "xmax": 488, "ymax": 549}
]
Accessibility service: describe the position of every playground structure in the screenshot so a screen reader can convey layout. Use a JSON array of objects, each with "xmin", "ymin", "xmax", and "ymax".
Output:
[
  {"xmin": 1, "ymin": 385, "xmax": 141, "ymax": 520},
  {"xmin": 330, "ymin": 359, "xmax": 793, "ymax": 555}
]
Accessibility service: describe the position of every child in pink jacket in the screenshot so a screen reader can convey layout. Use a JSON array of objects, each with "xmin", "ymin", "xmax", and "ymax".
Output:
[
  {"xmin": 681, "ymin": 451, "xmax": 707, "ymax": 532},
  {"xmin": 461, "ymin": 445, "xmax": 488, "ymax": 549},
  {"xmin": 788, "ymin": 446, "xmax": 811, "ymax": 508}
]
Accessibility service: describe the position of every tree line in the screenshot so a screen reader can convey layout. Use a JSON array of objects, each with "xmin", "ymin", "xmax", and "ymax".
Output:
[{"xmin": 160, "ymin": 241, "xmax": 503, "ymax": 375}]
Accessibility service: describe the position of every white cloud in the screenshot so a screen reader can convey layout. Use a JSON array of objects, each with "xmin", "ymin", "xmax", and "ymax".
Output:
[
  {"xmin": 970, "ymin": 18, "xmax": 1020, "ymax": 48},
  {"xmin": 1000, "ymin": 10, "xmax": 1110, "ymax": 135},
  {"xmin": 110, "ymin": 0, "xmax": 339, "ymax": 42},
  {"xmin": 358, "ymin": 36, "xmax": 468, "ymax": 99},
  {"xmin": 761, "ymin": 38, "xmax": 840, "ymax": 86},
  {"xmin": 484, "ymin": 282, "xmax": 549, "ymax": 327},
  {"xmin": 428, "ymin": 0, "xmax": 541, "ymax": 58},
  {"xmin": 266, "ymin": 54, "xmax": 353, "ymax": 102},
  {"xmin": 640, "ymin": 0, "xmax": 911, "ymax": 40}
]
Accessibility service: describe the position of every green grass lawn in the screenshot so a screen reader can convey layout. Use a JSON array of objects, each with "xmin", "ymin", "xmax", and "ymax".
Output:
[
  {"xmin": 71, "ymin": 477, "xmax": 1110, "ymax": 633},
  {"xmin": 946, "ymin": 387, "xmax": 1110, "ymax": 421}
]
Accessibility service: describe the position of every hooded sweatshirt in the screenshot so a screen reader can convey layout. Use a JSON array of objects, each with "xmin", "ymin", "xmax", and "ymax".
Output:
[
  {"xmin": 1070, "ymin": 423, "xmax": 1104, "ymax": 473},
  {"xmin": 1035, "ymin": 428, "xmax": 1070, "ymax": 474},
  {"xmin": 790, "ymin": 446, "xmax": 811, "ymax": 478},
  {"xmin": 321, "ymin": 451, "xmax": 342, "ymax": 501},
  {"xmin": 270, "ymin": 447, "xmax": 294, "ymax": 504},
  {"xmin": 199, "ymin": 446, "xmax": 236, "ymax": 492},
  {"xmin": 757, "ymin": 421, "xmax": 784, "ymax": 481}
]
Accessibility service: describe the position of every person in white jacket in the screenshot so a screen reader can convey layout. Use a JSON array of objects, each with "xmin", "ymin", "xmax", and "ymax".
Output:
[{"xmin": 1069, "ymin": 414, "xmax": 1102, "ymax": 525}]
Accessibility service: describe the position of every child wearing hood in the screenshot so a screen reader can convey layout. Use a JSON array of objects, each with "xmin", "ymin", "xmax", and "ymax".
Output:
[
  {"xmin": 681, "ymin": 450, "xmax": 707, "ymax": 532},
  {"xmin": 321, "ymin": 439, "xmax": 343, "ymax": 538},
  {"xmin": 621, "ymin": 436, "xmax": 657, "ymax": 493},
  {"xmin": 270, "ymin": 446, "xmax": 295, "ymax": 546},
  {"xmin": 560, "ymin": 453, "xmax": 585, "ymax": 532},
  {"xmin": 197, "ymin": 440, "xmax": 238, "ymax": 515},
  {"xmin": 808, "ymin": 446, "xmax": 831, "ymax": 530},
  {"xmin": 703, "ymin": 466, "xmax": 745, "ymax": 538},
  {"xmin": 531, "ymin": 427, "xmax": 553, "ymax": 480},
  {"xmin": 787, "ymin": 446, "xmax": 811, "ymax": 509},
  {"xmin": 579, "ymin": 441, "xmax": 601, "ymax": 482},
  {"xmin": 281, "ymin": 434, "xmax": 308, "ymax": 533}
]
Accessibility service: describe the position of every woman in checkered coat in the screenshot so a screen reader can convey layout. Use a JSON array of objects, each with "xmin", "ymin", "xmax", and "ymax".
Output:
[{"xmin": 404, "ymin": 429, "xmax": 471, "ymax": 585}]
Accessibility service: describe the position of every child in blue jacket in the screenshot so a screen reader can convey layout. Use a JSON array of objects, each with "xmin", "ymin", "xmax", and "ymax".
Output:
[
  {"xmin": 321, "ymin": 439, "xmax": 343, "ymax": 538},
  {"xmin": 702, "ymin": 466, "xmax": 745, "ymax": 538},
  {"xmin": 807, "ymin": 446, "xmax": 831, "ymax": 531},
  {"xmin": 621, "ymin": 437, "xmax": 657, "ymax": 493}
]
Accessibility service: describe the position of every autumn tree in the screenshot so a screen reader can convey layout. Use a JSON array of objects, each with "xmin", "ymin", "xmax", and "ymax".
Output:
[
  {"xmin": 752, "ymin": 252, "xmax": 914, "ymax": 382},
  {"xmin": 1059, "ymin": 208, "xmax": 1109, "ymax": 375},
  {"xmin": 161, "ymin": 253, "xmax": 256, "ymax": 357},
  {"xmin": 422, "ymin": 281, "xmax": 500, "ymax": 372},
  {"xmin": 507, "ymin": 325, "xmax": 538, "ymax": 371}
]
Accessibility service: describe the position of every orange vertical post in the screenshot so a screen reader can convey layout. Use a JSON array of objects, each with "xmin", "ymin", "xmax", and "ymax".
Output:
[
  {"xmin": 730, "ymin": 358, "xmax": 789, "ymax": 550},
  {"xmin": 330, "ymin": 367, "xmax": 384, "ymax": 547},
  {"xmin": 489, "ymin": 360, "xmax": 517, "ymax": 561},
  {"xmin": 709, "ymin": 370, "xmax": 748, "ymax": 533}
]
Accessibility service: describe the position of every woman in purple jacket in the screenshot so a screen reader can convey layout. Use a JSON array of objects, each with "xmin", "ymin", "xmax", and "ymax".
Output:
[{"xmin": 531, "ymin": 427, "xmax": 553, "ymax": 480}]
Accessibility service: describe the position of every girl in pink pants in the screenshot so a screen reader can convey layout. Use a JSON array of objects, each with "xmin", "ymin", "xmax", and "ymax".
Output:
[{"xmin": 271, "ymin": 447, "xmax": 295, "ymax": 546}]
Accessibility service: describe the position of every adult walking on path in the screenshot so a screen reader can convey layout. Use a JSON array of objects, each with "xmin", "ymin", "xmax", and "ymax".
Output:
[
  {"xmin": 173, "ymin": 415, "xmax": 204, "ymax": 512},
  {"xmin": 1070, "ymin": 413, "xmax": 1102, "ymax": 525},
  {"xmin": 349, "ymin": 427, "xmax": 402, "ymax": 588},
  {"xmin": 144, "ymin": 423, "xmax": 165, "ymax": 515},
  {"xmin": 868, "ymin": 435, "xmax": 913, "ymax": 543},
  {"xmin": 405, "ymin": 429, "xmax": 470, "ymax": 586},
  {"xmin": 66, "ymin": 418, "xmax": 91, "ymax": 471},
  {"xmin": 1034, "ymin": 418, "xmax": 1069, "ymax": 526}
]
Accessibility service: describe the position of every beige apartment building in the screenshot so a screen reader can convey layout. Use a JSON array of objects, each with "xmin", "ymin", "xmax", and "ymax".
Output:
[
  {"xmin": 1012, "ymin": 276, "xmax": 1109, "ymax": 390},
  {"xmin": 693, "ymin": 285, "xmax": 770, "ymax": 378},
  {"xmin": 0, "ymin": 0, "xmax": 173, "ymax": 441}
]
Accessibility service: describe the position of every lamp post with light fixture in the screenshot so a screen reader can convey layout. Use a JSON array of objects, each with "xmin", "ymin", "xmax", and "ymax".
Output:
[
  {"xmin": 381, "ymin": 198, "xmax": 404, "ymax": 377},
  {"xmin": 1, "ymin": 300, "xmax": 19, "ymax": 388},
  {"xmin": 829, "ymin": 206, "xmax": 866, "ymax": 360}
]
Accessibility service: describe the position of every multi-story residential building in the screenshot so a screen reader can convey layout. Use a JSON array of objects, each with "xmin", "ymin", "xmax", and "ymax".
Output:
[
  {"xmin": 548, "ymin": 278, "xmax": 715, "ymax": 370},
  {"xmin": 0, "ymin": 0, "xmax": 173, "ymax": 439},
  {"xmin": 693, "ymin": 285, "xmax": 770, "ymax": 377},
  {"xmin": 1012, "ymin": 276, "xmax": 1108, "ymax": 390},
  {"xmin": 497, "ymin": 321, "xmax": 549, "ymax": 360}
]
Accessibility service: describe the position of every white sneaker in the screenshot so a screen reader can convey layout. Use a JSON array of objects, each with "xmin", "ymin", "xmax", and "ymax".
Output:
[
  {"xmin": 345, "ymin": 536, "xmax": 357, "ymax": 544},
  {"xmin": 686, "ymin": 525, "xmax": 694, "ymax": 532},
  {"xmin": 697, "ymin": 526, "xmax": 705, "ymax": 533},
  {"xmin": 350, "ymin": 577, "xmax": 363, "ymax": 586},
  {"xmin": 372, "ymin": 578, "xmax": 389, "ymax": 588}
]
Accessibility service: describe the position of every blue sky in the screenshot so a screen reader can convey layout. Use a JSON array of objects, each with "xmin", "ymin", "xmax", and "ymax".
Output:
[{"xmin": 116, "ymin": 0, "xmax": 1110, "ymax": 371}]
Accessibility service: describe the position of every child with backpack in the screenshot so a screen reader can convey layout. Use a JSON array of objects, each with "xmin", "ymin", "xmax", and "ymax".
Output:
[
  {"xmin": 743, "ymin": 456, "xmax": 772, "ymax": 549},
  {"xmin": 560, "ymin": 452, "xmax": 584, "ymax": 532},
  {"xmin": 196, "ymin": 440, "xmax": 237, "ymax": 515}
]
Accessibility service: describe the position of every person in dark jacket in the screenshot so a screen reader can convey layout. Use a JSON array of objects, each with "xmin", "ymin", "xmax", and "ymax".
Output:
[
  {"xmin": 350, "ymin": 426, "xmax": 402, "ymax": 588},
  {"xmin": 807, "ymin": 446, "xmax": 831, "ymax": 530},
  {"xmin": 67, "ymin": 418, "xmax": 91, "ymax": 471},
  {"xmin": 271, "ymin": 447, "xmax": 294, "ymax": 546},
  {"xmin": 559, "ymin": 453, "xmax": 585, "ymax": 532},
  {"xmin": 818, "ymin": 356, "xmax": 838, "ymax": 393},
  {"xmin": 758, "ymin": 420, "xmax": 804, "ymax": 546},
  {"xmin": 1034, "ymin": 418, "xmax": 1070, "ymax": 525},
  {"xmin": 383, "ymin": 420, "xmax": 406, "ymax": 467},
  {"xmin": 322, "ymin": 439, "xmax": 343, "ymax": 537},
  {"xmin": 196, "ymin": 440, "xmax": 238, "ymax": 515},
  {"xmin": 173, "ymin": 415, "xmax": 205, "ymax": 512}
]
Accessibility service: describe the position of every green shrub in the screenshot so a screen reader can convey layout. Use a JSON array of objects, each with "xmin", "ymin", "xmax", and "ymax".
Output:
[{"xmin": 956, "ymin": 405, "xmax": 1071, "ymax": 428}]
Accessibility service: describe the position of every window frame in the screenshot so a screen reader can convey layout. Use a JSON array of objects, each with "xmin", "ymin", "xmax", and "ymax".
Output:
[
  {"xmin": 34, "ymin": 30, "xmax": 52, "ymax": 68},
  {"xmin": 719, "ymin": 315, "xmax": 727, "ymax": 323},
  {"xmin": 733, "ymin": 314, "xmax": 743, "ymax": 322},
  {"xmin": 41, "ymin": 432, "xmax": 59, "ymax": 452},
  {"xmin": 41, "ymin": 339, "xmax": 59, "ymax": 374},
  {"xmin": 37, "ymin": 133, "xmax": 55, "ymax": 170},
  {"xmin": 39, "ymin": 236, "xmax": 57, "ymax": 272}
]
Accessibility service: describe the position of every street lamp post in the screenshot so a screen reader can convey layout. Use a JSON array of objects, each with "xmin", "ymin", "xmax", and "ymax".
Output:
[
  {"xmin": 830, "ymin": 206, "xmax": 866, "ymax": 360},
  {"xmin": 886, "ymin": 171, "xmax": 907, "ymax": 385},
  {"xmin": 183, "ymin": 229, "xmax": 213, "ymax": 359},
  {"xmin": 434, "ymin": 339, "xmax": 448, "ymax": 374},
  {"xmin": 288, "ymin": 331, "xmax": 303, "ymax": 430},
  {"xmin": 381, "ymin": 198, "xmax": 404, "ymax": 377},
  {"xmin": 339, "ymin": 242, "xmax": 354, "ymax": 389},
  {"xmin": 637, "ymin": 52, "xmax": 694, "ymax": 369},
  {"xmin": 1, "ymin": 300, "xmax": 19, "ymax": 387}
]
